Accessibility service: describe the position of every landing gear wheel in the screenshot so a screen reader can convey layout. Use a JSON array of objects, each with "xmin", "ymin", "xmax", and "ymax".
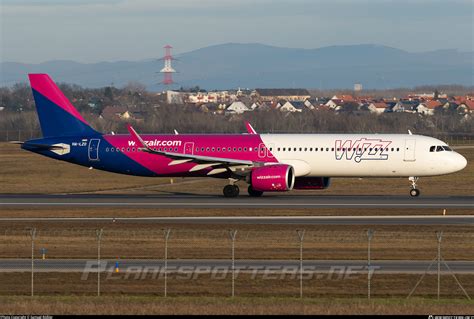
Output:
[
  {"xmin": 408, "ymin": 176, "xmax": 420, "ymax": 197},
  {"xmin": 410, "ymin": 188, "xmax": 420, "ymax": 197},
  {"xmin": 223, "ymin": 184, "xmax": 239, "ymax": 198},
  {"xmin": 248, "ymin": 185, "xmax": 263, "ymax": 197}
]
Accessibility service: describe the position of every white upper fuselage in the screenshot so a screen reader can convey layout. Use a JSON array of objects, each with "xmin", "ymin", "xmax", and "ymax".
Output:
[{"xmin": 260, "ymin": 134, "xmax": 467, "ymax": 177}]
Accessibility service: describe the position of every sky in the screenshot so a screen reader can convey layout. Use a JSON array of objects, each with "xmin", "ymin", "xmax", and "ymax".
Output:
[{"xmin": 1, "ymin": 0, "xmax": 473, "ymax": 63}]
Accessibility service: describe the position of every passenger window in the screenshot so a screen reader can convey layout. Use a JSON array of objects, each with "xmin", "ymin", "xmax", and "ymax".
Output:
[
  {"xmin": 310, "ymin": 148, "xmax": 313, "ymax": 151},
  {"xmin": 283, "ymin": 148, "xmax": 286, "ymax": 151}
]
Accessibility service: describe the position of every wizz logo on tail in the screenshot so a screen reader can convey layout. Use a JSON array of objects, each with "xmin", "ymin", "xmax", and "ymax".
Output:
[{"xmin": 335, "ymin": 138, "xmax": 392, "ymax": 163}]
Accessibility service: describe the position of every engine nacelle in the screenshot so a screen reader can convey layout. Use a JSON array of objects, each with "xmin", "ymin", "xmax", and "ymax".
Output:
[
  {"xmin": 251, "ymin": 164, "xmax": 295, "ymax": 192},
  {"xmin": 293, "ymin": 177, "xmax": 331, "ymax": 189}
]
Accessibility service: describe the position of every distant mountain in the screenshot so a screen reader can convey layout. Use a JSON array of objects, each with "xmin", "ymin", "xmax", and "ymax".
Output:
[{"xmin": 1, "ymin": 43, "xmax": 473, "ymax": 90}]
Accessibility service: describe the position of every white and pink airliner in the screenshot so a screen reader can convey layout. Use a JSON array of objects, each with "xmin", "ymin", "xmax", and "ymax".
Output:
[{"xmin": 19, "ymin": 74, "xmax": 467, "ymax": 197}]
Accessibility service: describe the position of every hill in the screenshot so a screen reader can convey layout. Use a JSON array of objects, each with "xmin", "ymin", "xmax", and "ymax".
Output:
[{"xmin": 1, "ymin": 43, "xmax": 473, "ymax": 90}]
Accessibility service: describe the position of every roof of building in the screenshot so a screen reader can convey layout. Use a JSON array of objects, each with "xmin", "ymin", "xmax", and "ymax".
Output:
[{"xmin": 422, "ymin": 100, "xmax": 442, "ymax": 109}]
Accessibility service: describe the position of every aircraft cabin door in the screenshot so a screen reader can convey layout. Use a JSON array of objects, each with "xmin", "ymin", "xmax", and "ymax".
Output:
[
  {"xmin": 88, "ymin": 139, "xmax": 100, "ymax": 161},
  {"xmin": 184, "ymin": 142, "xmax": 194, "ymax": 155},
  {"xmin": 258, "ymin": 143, "xmax": 266, "ymax": 158},
  {"xmin": 403, "ymin": 139, "xmax": 416, "ymax": 162}
]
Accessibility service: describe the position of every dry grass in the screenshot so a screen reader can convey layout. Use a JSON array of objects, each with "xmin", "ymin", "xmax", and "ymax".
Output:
[
  {"xmin": 0, "ymin": 224, "xmax": 472, "ymax": 260},
  {"xmin": 1, "ymin": 273, "xmax": 473, "ymax": 300},
  {"xmin": 0, "ymin": 295, "xmax": 473, "ymax": 315},
  {"xmin": 1, "ymin": 142, "xmax": 473, "ymax": 196}
]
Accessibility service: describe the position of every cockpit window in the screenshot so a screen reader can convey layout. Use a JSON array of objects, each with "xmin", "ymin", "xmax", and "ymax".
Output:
[{"xmin": 430, "ymin": 145, "xmax": 453, "ymax": 152}]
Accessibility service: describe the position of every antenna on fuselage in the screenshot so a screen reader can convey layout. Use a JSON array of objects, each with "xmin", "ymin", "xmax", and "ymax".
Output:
[
  {"xmin": 174, "ymin": 129, "xmax": 179, "ymax": 135},
  {"xmin": 408, "ymin": 130, "xmax": 413, "ymax": 135}
]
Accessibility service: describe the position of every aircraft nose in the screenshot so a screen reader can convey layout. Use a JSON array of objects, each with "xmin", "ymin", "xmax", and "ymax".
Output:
[{"xmin": 453, "ymin": 152, "xmax": 467, "ymax": 172}]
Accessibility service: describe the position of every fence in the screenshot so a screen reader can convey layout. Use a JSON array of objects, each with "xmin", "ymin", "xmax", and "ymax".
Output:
[
  {"xmin": 0, "ymin": 130, "xmax": 473, "ymax": 145},
  {"xmin": 0, "ymin": 226, "xmax": 472, "ymax": 299}
]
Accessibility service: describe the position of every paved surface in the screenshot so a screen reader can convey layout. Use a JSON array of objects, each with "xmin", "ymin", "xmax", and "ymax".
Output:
[
  {"xmin": 0, "ymin": 215, "xmax": 473, "ymax": 225},
  {"xmin": 1, "ymin": 194, "xmax": 473, "ymax": 209},
  {"xmin": 0, "ymin": 259, "xmax": 472, "ymax": 274}
]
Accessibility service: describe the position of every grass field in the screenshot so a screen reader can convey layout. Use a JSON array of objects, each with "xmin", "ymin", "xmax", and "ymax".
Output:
[
  {"xmin": 0, "ymin": 296, "xmax": 473, "ymax": 315},
  {"xmin": 0, "ymin": 224, "xmax": 473, "ymax": 260}
]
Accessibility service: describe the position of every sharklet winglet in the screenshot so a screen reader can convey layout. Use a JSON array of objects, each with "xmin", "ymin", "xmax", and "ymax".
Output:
[
  {"xmin": 245, "ymin": 122, "xmax": 257, "ymax": 134},
  {"xmin": 127, "ymin": 124, "xmax": 150, "ymax": 150}
]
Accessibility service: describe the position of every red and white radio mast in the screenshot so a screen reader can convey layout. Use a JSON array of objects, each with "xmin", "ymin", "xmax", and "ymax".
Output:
[{"xmin": 160, "ymin": 45, "xmax": 176, "ymax": 85}]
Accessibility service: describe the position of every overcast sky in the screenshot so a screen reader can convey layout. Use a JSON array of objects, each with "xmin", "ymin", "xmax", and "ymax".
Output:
[{"xmin": 1, "ymin": 0, "xmax": 473, "ymax": 63}]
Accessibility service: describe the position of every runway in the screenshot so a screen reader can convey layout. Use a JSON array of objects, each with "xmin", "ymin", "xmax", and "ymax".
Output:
[
  {"xmin": 1, "ymin": 194, "xmax": 473, "ymax": 209},
  {"xmin": 0, "ymin": 259, "xmax": 472, "ymax": 274},
  {"xmin": 0, "ymin": 215, "xmax": 473, "ymax": 225}
]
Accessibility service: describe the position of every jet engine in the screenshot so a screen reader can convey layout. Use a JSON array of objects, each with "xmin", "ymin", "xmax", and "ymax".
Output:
[{"xmin": 251, "ymin": 164, "xmax": 295, "ymax": 192}]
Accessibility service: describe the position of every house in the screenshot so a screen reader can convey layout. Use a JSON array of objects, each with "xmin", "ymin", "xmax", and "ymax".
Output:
[
  {"xmin": 249, "ymin": 102, "xmax": 259, "ymax": 110},
  {"xmin": 280, "ymin": 101, "xmax": 304, "ymax": 113},
  {"xmin": 255, "ymin": 101, "xmax": 275, "ymax": 111},
  {"xmin": 304, "ymin": 98, "xmax": 317, "ymax": 110},
  {"xmin": 331, "ymin": 94, "xmax": 355, "ymax": 102},
  {"xmin": 101, "ymin": 106, "xmax": 144, "ymax": 122},
  {"xmin": 392, "ymin": 100, "xmax": 418, "ymax": 113},
  {"xmin": 415, "ymin": 100, "xmax": 442, "ymax": 115},
  {"xmin": 368, "ymin": 102, "xmax": 388, "ymax": 114},
  {"xmin": 457, "ymin": 100, "xmax": 474, "ymax": 114},
  {"xmin": 252, "ymin": 88, "xmax": 311, "ymax": 102},
  {"xmin": 101, "ymin": 106, "xmax": 128, "ymax": 120},
  {"xmin": 225, "ymin": 101, "xmax": 250, "ymax": 114},
  {"xmin": 325, "ymin": 99, "xmax": 343, "ymax": 109}
]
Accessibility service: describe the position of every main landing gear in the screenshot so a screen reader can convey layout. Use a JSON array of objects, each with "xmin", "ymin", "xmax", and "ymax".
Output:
[
  {"xmin": 409, "ymin": 176, "xmax": 420, "ymax": 197},
  {"xmin": 248, "ymin": 185, "xmax": 263, "ymax": 197},
  {"xmin": 223, "ymin": 182, "xmax": 240, "ymax": 198}
]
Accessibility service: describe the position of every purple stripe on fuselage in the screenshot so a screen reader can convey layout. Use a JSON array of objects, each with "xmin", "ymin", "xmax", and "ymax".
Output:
[{"xmin": 103, "ymin": 134, "xmax": 278, "ymax": 176}]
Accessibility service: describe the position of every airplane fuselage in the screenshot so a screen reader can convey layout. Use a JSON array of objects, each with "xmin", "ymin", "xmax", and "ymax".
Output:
[{"xmin": 24, "ymin": 133, "xmax": 467, "ymax": 178}]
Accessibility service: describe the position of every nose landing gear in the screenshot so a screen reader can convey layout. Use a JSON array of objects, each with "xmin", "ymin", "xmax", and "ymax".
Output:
[{"xmin": 409, "ymin": 176, "xmax": 420, "ymax": 197}]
